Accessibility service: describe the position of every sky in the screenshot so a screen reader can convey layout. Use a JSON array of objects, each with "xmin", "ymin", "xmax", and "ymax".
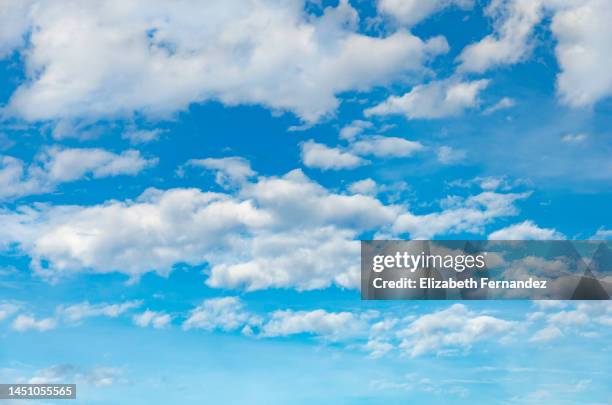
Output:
[{"xmin": 0, "ymin": 0, "xmax": 611, "ymax": 403}]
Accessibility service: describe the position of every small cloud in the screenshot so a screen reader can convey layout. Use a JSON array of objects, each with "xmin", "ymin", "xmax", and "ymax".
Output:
[
  {"xmin": 561, "ymin": 133, "xmax": 587, "ymax": 143},
  {"xmin": 437, "ymin": 146, "xmax": 467, "ymax": 164},
  {"xmin": 122, "ymin": 128, "xmax": 164, "ymax": 144},
  {"xmin": 301, "ymin": 140, "xmax": 366, "ymax": 170},
  {"xmin": 483, "ymin": 97, "xmax": 516, "ymax": 115}
]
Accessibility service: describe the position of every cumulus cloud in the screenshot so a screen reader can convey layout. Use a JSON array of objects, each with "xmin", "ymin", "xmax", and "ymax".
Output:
[
  {"xmin": 0, "ymin": 301, "xmax": 19, "ymax": 321},
  {"xmin": 436, "ymin": 146, "xmax": 467, "ymax": 164},
  {"xmin": 260, "ymin": 309, "xmax": 365, "ymax": 340},
  {"xmin": 301, "ymin": 141, "xmax": 366, "ymax": 171},
  {"xmin": 12, "ymin": 314, "xmax": 57, "ymax": 332},
  {"xmin": 393, "ymin": 191, "xmax": 530, "ymax": 239},
  {"xmin": 0, "ymin": 167, "xmax": 529, "ymax": 290},
  {"xmin": 0, "ymin": 147, "xmax": 157, "ymax": 200},
  {"xmin": 351, "ymin": 136, "xmax": 424, "ymax": 158},
  {"xmin": 488, "ymin": 220, "xmax": 565, "ymax": 240},
  {"xmin": 59, "ymin": 301, "xmax": 142, "ymax": 323},
  {"xmin": 133, "ymin": 310, "xmax": 172, "ymax": 329},
  {"xmin": 365, "ymin": 78, "xmax": 489, "ymax": 119},
  {"xmin": 185, "ymin": 157, "xmax": 256, "ymax": 187},
  {"xmin": 0, "ymin": 0, "xmax": 448, "ymax": 124},
  {"xmin": 182, "ymin": 297, "xmax": 259, "ymax": 332},
  {"xmin": 348, "ymin": 179, "xmax": 378, "ymax": 195},
  {"xmin": 398, "ymin": 303, "xmax": 517, "ymax": 357},
  {"xmin": 339, "ymin": 120, "xmax": 373, "ymax": 141},
  {"xmin": 378, "ymin": 0, "xmax": 474, "ymax": 27},
  {"xmin": 457, "ymin": 0, "xmax": 543, "ymax": 73}
]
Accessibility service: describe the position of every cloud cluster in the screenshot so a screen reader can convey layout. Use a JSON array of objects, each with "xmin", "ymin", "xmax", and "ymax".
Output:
[
  {"xmin": 0, "ymin": 147, "xmax": 156, "ymax": 200},
  {"xmin": 0, "ymin": 0, "xmax": 448, "ymax": 124},
  {"xmin": 0, "ymin": 163, "xmax": 529, "ymax": 289}
]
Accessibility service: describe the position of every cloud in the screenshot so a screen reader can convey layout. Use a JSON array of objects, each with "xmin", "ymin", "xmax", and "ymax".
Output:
[
  {"xmin": 339, "ymin": 120, "xmax": 373, "ymax": 141},
  {"xmin": 59, "ymin": 301, "xmax": 142, "ymax": 323},
  {"xmin": 133, "ymin": 310, "xmax": 172, "ymax": 329},
  {"xmin": 378, "ymin": 0, "xmax": 474, "ymax": 27},
  {"xmin": 561, "ymin": 133, "xmax": 587, "ymax": 144},
  {"xmin": 483, "ymin": 97, "xmax": 516, "ymax": 115},
  {"xmin": 348, "ymin": 178, "xmax": 378, "ymax": 195},
  {"xmin": 0, "ymin": 167, "xmax": 530, "ymax": 290},
  {"xmin": 182, "ymin": 297, "xmax": 259, "ymax": 332},
  {"xmin": 185, "ymin": 157, "xmax": 256, "ymax": 187},
  {"xmin": 393, "ymin": 191, "xmax": 530, "ymax": 239},
  {"xmin": 0, "ymin": 147, "xmax": 157, "ymax": 200},
  {"xmin": 0, "ymin": 301, "xmax": 19, "ymax": 321},
  {"xmin": 551, "ymin": 0, "xmax": 612, "ymax": 108},
  {"xmin": 365, "ymin": 78, "xmax": 489, "ymax": 119},
  {"xmin": 457, "ymin": 0, "xmax": 543, "ymax": 73},
  {"xmin": 27, "ymin": 364, "xmax": 123, "ymax": 387},
  {"xmin": 398, "ymin": 303, "xmax": 516, "ymax": 357},
  {"xmin": 529, "ymin": 326, "xmax": 563, "ymax": 343},
  {"xmin": 488, "ymin": 220, "xmax": 565, "ymax": 240},
  {"xmin": 301, "ymin": 141, "xmax": 366, "ymax": 170},
  {"xmin": 12, "ymin": 314, "xmax": 57, "ymax": 332},
  {"xmin": 260, "ymin": 309, "xmax": 365, "ymax": 340},
  {"xmin": 122, "ymin": 129, "xmax": 164, "ymax": 144},
  {"xmin": 1, "ymin": 0, "xmax": 448, "ymax": 124},
  {"xmin": 592, "ymin": 228, "xmax": 612, "ymax": 240},
  {"xmin": 351, "ymin": 136, "xmax": 424, "ymax": 158},
  {"xmin": 437, "ymin": 146, "xmax": 467, "ymax": 164}
]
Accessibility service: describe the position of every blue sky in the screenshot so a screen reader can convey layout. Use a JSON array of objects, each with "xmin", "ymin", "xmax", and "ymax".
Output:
[{"xmin": 0, "ymin": 0, "xmax": 611, "ymax": 403}]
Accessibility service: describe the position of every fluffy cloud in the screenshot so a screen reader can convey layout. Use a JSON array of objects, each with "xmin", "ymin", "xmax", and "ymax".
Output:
[
  {"xmin": 393, "ymin": 191, "xmax": 530, "ymax": 239},
  {"xmin": 457, "ymin": 0, "xmax": 543, "ymax": 73},
  {"xmin": 133, "ymin": 310, "xmax": 172, "ymax": 329},
  {"xmin": 182, "ymin": 297, "xmax": 258, "ymax": 332},
  {"xmin": 0, "ymin": 301, "xmax": 19, "ymax": 321},
  {"xmin": 59, "ymin": 301, "xmax": 142, "ymax": 323},
  {"xmin": 301, "ymin": 136, "xmax": 424, "ymax": 171},
  {"xmin": 339, "ymin": 120, "xmax": 373, "ymax": 141},
  {"xmin": 351, "ymin": 136, "xmax": 424, "ymax": 158},
  {"xmin": 0, "ymin": 166, "xmax": 529, "ymax": 290},
  {"xmin": 0, "ymin": 147, "xmax": 156, "ymax": 200},
  {"xmin": 185, "ymin": 157, "xmax": 256, "ymax": 187},
  {"xmin": 365, "ymin": 78, "xmax": 489, "ymax": 119},
  {"xmin": 488, "ymin": 220, "xmax": 565, "ymax": 240},
  {"xmin": 397, "ymin": 303, "xmax": 517, "ymax": 356},
  {"xmin": 12, "ymin": 314, "xmax": 57, "ymax": 332},
  {"xmin": 348, "ymin": 178, "xmax": 378, "ymax": 195},
  {"xmin": 260, "ymin": 309, "xmax": 365, "ymax": 340},
  {"xmin": 378, "ymin": 0, "xmax": 474, "ymax": 27},
  {"xmin": 551, "ymin": 0, "xmax": 612, "ymax": 107},
  {"xmin": 301, "ymin": 141, "xmax": 366, "ymax": 170},
  {"xmin": 0, "ymin": 0, "xmax": 448, "ymax": 124}
]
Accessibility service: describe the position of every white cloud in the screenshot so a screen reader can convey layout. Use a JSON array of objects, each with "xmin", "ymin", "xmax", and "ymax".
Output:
[
  {"xmin": 437, "ymin": 146, "xmax": 467, "ymax": 164},
  {"xmin": 339, "ymin": 120, "xmax": 373, "ymax": 141},
  {"xmin": 483, "ymin": 97, "xmax": 516, "ymax": 115},
  {"xmin": 0, "ymin": 147, "xmax": 156, "ymax": 200},
  {"xmin": 348, "ymin": 178, "xmax": 378, "ymax": 195},
  {"xmin": 12, "ymin": 314, "xmax": 57, "ymax": 332},
  {"xmin": 488, "ymin": 220, "xmax": 565, "ymax": 240},
  {"xmin": 378, "ymin": 0, "xmax": 474, "ymax": 27},
  {"xmin": 27, "ymin": 364, "xmax": 123, "ymax": 387},
  {"xmin": 0, "ymin": 301, "xmax": 19, "ymax": 321},
  {"xmin": 530, "ymin": 325, "xmax": 563, "ymax": 343},
  {"xmin": 185, "ymin": 157, "xmax": 256, "ymax": 187},
  {"xmin": 260, "ymin": 309, "xmax": 365, "ymax": 340},
  {"xmin": 122, "ymin": 129, "xmax": 164, "ymax": 144},
  {"xmin": 133, "ymin": 310, "xmax": 172, "ymax": 329},
  {"xmin": 561, "ymin": 133, "xmax": 587, "ymax": 144},
  {"xmin": 351, "ymin": 136, "xmax": 424, "ymax": 158},
  {"xmin": 1, "ymin": 0, "xmax": 448, "ymax": 124},
  {"xmin": 457, "ymin": 0, "xmax": 544, "ymax": 73},
  {"xmin": 301, "ymin": 141, "xmax": 366, "ymax": 170},
  {"xmin": 398, "ymin": 303, "xmax": 516, "ymax": 357},
  {"xmin": 40, "ymin": 147, "xmax": 157, "ymax": 182},
  {"xmin": 551, "ymin": 0, "xmax": 612, "ymax": 107},
  {"xmin": 592, "ymin": 228, "xmax": 612, "ymax": 240},
  {"xmin": 393, "ymin": 191, "xmax": 530, "ymax": 239},
  {"xmin": 182, "ymin": 297, "xmax": 258, "ymax": 332},
  {"xmin": 59, "ymin": 301, "xmax": 142, "ymax": 323},
  {"xmin": 365, "ymin": 78, "xmax": 489, "ymax": 119}
]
